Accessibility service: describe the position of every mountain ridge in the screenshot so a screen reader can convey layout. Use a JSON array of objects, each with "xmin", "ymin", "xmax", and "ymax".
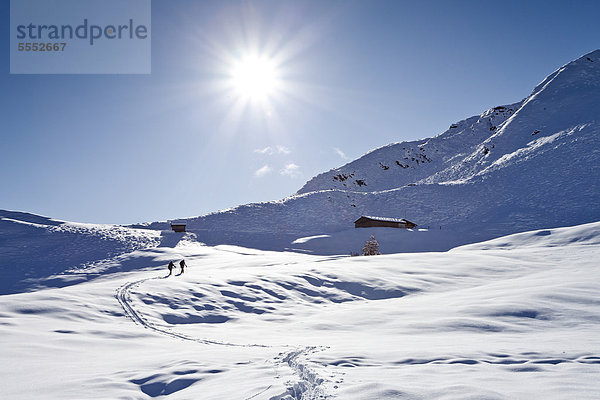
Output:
[{"xmin": 300, "ymin": 49, "xmax": 600, "ymax": 193}]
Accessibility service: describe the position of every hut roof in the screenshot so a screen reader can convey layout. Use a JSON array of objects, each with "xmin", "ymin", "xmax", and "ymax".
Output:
[{"xmin": 355, "ymin": 216, "xmax": 414, "ymax": 224}]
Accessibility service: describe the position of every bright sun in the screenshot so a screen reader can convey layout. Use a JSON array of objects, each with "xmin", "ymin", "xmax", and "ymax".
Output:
[{"xmin": 230, "ymin": 55, "xmax": 279, "ymax": 100}]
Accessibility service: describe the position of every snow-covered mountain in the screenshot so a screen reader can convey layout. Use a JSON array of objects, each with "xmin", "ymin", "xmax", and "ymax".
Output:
[
  {"xmin": 298, "ymin": 101, "xmax": 523, "ymax": 194},
  {"xmin": 137, "ymin": 50, "xmax": 600, "ymax": 253},
  {"xmin": 300, "ymin": 49, "xmax": 600, "ymax": 192}
]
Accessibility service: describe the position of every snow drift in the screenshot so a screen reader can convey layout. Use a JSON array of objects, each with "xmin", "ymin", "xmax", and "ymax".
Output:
[{"xmin": 0, "ymin": 210, "xmax": 160, "ymax": 294}]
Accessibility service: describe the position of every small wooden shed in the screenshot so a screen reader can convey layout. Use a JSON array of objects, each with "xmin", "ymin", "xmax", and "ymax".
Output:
[
  {"xmin": 354, "ymin": 216, "xmax": 417, "ymax": 229},
  {"xmin": 170, "ymin": 221, "xmax": 186, "ymax": 232}
]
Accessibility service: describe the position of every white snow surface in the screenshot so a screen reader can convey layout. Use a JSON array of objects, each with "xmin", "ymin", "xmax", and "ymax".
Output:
[
  {"xmin": 1, "ymin": 219, "xmax": 599, "ymax": 399},
  {"xmin": 134, "ymin": 50, "xmax": 600, "ymax": 254},
  {"xmin": 0, "ymin": 210, "xmax": 160, "ymax": 294}
]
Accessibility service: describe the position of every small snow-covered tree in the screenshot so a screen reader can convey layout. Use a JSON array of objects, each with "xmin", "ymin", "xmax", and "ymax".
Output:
[{"xmin": 362, "ymin": 235, "xmax": 381, "ymax": 256}]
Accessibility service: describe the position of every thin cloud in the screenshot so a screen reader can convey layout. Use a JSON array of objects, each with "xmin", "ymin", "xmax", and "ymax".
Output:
[
  {"xmin": 280, "ymin": 163, "xmax": 301, "ymax": 177},
  {"xmin": 254, "ymin": 165, "xmax": 273, "ymax": 177},
  {"xmin": 254, "ymin": 145, "xmax": 291, "ymax": 155},
  {"xmin": 276, "ymin": 145, "xmax": 291, "ymax": 155},
  {"xmin": 334, "ymin": 147, "xmax": 349, "ymax": 160},
  {"xmin": 254, "ymin": 146, "xmax": 273, "ymax": 155}
]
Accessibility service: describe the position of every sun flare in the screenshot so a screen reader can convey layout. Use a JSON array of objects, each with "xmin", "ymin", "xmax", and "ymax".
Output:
[{"xmin": 230, "ymin": 55, "xmax": 280, "ymax": 100}]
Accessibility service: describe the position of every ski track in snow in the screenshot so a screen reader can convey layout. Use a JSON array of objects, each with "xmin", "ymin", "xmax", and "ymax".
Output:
[
  {"xmin": 116, "ymin": 276, "xmax": 327, "ymax": 400},
  {"xmin": 115, "ymin": 277, "xmax": 266, "ymax": 348}
]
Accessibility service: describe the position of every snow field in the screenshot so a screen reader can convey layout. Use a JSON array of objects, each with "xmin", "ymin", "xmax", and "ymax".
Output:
[{"xmin": 1, "ymin": 222, "xmax": 599, "ymax": 399}]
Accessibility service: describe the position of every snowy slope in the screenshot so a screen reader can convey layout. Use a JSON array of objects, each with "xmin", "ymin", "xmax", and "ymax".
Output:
[
  {"xmin": 1, "ymin": 222, "xmax": 599, "ymax": 399},
  {"xmin": 0, "ymin": 210, "xmax": 160, "ymax": 294},
  {"xmin": 297, "ymin": 101, "xmax": 522, "ymax": 193},
  {"xmin": 136, "ymin": 50, "xmax": 600, "ymax": 254},
  {"xmin": 299, "ymin": 50, "xmax": 600, "ymax": 190}
]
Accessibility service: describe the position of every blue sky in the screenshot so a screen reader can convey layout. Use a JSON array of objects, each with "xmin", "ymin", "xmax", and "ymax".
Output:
[{"xmin": 1, "ymin": 0, "xmax": 599, "ymax": 224}]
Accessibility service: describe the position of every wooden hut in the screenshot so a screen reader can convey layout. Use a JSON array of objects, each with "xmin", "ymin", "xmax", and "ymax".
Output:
[
  {"xmin": 354, "ymin": 216, "xmax": 417, "ymax": 229},
  {"xmin": 170, "ymin": 221, "xmax": 187, "ymax": 232}
]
